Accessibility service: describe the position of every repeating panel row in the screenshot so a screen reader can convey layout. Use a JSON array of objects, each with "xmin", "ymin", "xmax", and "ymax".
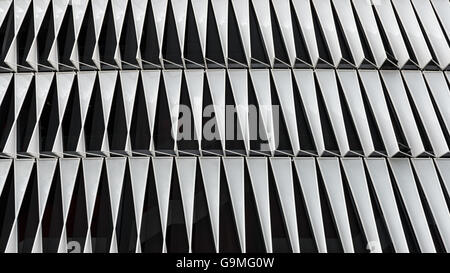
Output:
[
  {"xmin": 0, "ymin": 0, "xmax": 449, "ymax": 71},
  {"xmin": 0, "ymin": 157, "xmax": 449, "ymax": 253},
  {"xmin": 1, "ymin": 69, "xmax": 450, "ymax": 158}
]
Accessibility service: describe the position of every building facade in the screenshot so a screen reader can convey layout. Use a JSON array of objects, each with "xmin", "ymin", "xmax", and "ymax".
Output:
[{"xmin": 0, "ymin": 0, "xmax": 449, "ymax": 253}]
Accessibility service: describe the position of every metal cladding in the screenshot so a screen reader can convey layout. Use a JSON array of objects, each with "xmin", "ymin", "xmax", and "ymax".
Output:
[{"xmin": 0, "ymin": 0, "xmax": 449, "ymax": 253}]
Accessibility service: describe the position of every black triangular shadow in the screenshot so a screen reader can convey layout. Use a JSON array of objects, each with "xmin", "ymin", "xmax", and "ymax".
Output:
[
  {"xmin": 177, "ymin": 73, "xmax": 199, "ymax": 153},
  {"xmin": 108, "ymin": 77, "xmax": 128, "ymax": 152},
  {"xmin": 206, "ymin": 0, "xmax": 226, "ymax": 68},
  {"xmin": 0, "ymin": 4, "xmax": 14, "ymax": 71},
  {"xmin": 228, "ymin": 0, "xmax": 248, "ymax": 68},
  {"xmin": 84, "ymin": 76, "xmax": 105, "ymax": 153},
  {"xmin": 62, "ymin": 77, "xmax": 82, "ymax": 152},
  {"xmin": 311, "ymin": 4, "xmax": 334, "ymax": 67},
  {"xmin": 119, "ymin": 2, "xmax": 139, "ymax": 69},
  {"xmin": 77, "ymin": 1, "xmax": 96, "ymax": 70},
  {"xmin": 140, "ymin": 1, "xmax": 161, "ymax": 68},
  {"xmin": 162, "ymin": 0, "xmax": 183, "ymax": 68},
  {"xmin": 290, "ymin": 1, "xmax": 312, "ymax": 67},
  {"xmin": 270, "ymin": 1, "xmax": 290, "ymax": 68},
  {"xmin": 16, "ymin": 3, "xmax": 34, "ymax": 71},
  {"xmin": 17, "ymin": 77, "xmax": 36, "ymax": 154},
  {"xmin": 153, "ymin": 76, "xmax": 175, "ymax": 154},
  {"xmin": 184, "ymin": 0, "xmax": 205, "ymax": 68},
  {"xmin": 0, "ymin": 78, "xmax": 15, "ymax": 150},
  {"xmin": 130, "ymin": 75, "xmax": 151, "ymax": 152},
  {"xmin": 39, "ymin": 77, "xmax": 59, "ymax": 152},
  {"xmin": 249, "ymin": 0, "xmax": 270, "ymax": 68},
  {"xmin": 202, "ymin": 76, "xmax": 223, "ymax": 154},
  {"xmin": 57, "ymin": 4, "xmax": 76, "ymax": 71},
  {"xmin": 225, "ymin": 74, "xmax": 246, "ymax": 155},
  {"xmin": 37, "ymin": 1, "xmax": 55, "ymax": 71},
  {"xmin": 0, "ymin": 165, "xmax": 14, "ymax": 252}
]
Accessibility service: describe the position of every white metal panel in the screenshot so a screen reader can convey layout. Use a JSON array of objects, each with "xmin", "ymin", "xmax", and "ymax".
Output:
[
  {"xmin": 170, "ymin": 0, "xmax": 188, "ymax": 55},
  {"xmin": 291, "ymin": 0, "xmax": 319, "ymax": 65},
  {"xmin": 191, "ymin": 0, "xmax": 208, "ymax": 58},
  {"xmin": 435, "ymin": 159, "xmax": 450, "ymax": 205},
  {"xmin": 402, "ymin": 71, "xmax": 449, "ymax": 157},
  {"xmin": 105, "ymin": 158, "xmax": 126, "ymax": 231},
  {"xmin": 211, "ymin": 0, "xmax": 228, "ymax": 65},
  {"xmin": 424, "ymin": 72, "xmax": 450, "ymax": 142},
  {"xmin": 0, "ymin": 160, "xmax": 12, "ymax": 196},
  {"xmin": 150, "ymin": 0, "xmax": 168, "ymax": 60},
  {"xmin": 311, "ymin": 0, "xmax": 342, "ymax": 66},
  {"xmin": 246, "ymin": 157, "xmax": 272, "ymax": 253},
  {"xmin": 270, "ymin": 158, "xmax": 300, "ymax": 253},
  {"xmin": 231, "ymin": 0, "xmax": 251, "ymax": 65},
  {"xmin": 351, "ymin": 0, "xmax": 387, "ymax": 67},
  {"xmin": 391, "ymin": 0, "xmax": 432, "ymax": 68},
  {"xmin": 337, "ymin": 70, "xmax": 375, "ymax": 156},
  {"xmin": 293, "ymin": 158, "xmax": 326, "ymax": 253},
  {"xmin": 185, "ymin": 70, "xmax": 204, "ymax": 150},
  {"xmin": 163, "ymin": 70, "xmax": 182, "ymax": 152},
  {"xmin": 412, "ymin": 159, "xmax": 450, "ymax": 252},
  {"xmin": 0, "ymin": 73, "xmax": 12, "ymax": 105},
  {"xmin": 199, "ymin": 157, "xmax": 221, "ymax": 252},
  {"xmin": 293, "ymin": 70, "xmax": 325, "ymax": 155},
  {"xmin": 271, "ymin": 0, "xmax": 297, "ymax": 66},
  {"xmin": 120, "ymin": 71, "xmax": 139, "ymax": 152},
  {"xmin": 316, "ymin": 70, "xmax": 350, "ymax": 156},
  {"xmin": 141, "ymin": 70, "xmax": 160, "ymax": 151},
  {"xmin": 358, "ymin": 70, "xmax": 399, "ymax": 157},
  {"xmin": 206, "ymin": 70, "xmax": 227, "ymax": 152},
  {"xmin": 152, "ymin": 157, "xmax": 173, "ymax": 253},
  {"xmin": 82, "ymin": 158, "xmax": 103, "ymax": 225},
  {"xmin": 0, "ymin": 0, "xmax": 12, "ymax": 27},
  {"xmin": 53, "ymin": 72, "xmax": 75, "ymax": 155},
  {"xmin": 430, "ymin": 0, "xmax": 450, "ymax": 42},
  {"xmin": 250, "ymin": 0, "xmax": 275, "ymax": 66},
  {"xmin": 380, "ymin": 70, "xmax": 425, "ymax": 157},
  {"xmin": 175, "ymin": 157, "xmax": 197, "ymax": 252},
  {"xmin": 249, "ymin": 70, "xmax": 275, "ymax": 154},
  {"xmin": 341, "ymin": 158, "xmax": 380, "ymax": 252},
  {"xmin": 388, "ymin": 158, "xmax": 435, "ymax": 253},
  {"xmin": 36, "ymin": 159, "xmax": 57, "ymax": 219},
  {"xmin": 98, "ymin": 71, "xmax": 118, "ymax": 152},
  {"xmin": 272, "ymin": 70, "xmax": 300, "ymax": 155},
  {"xmin": 223, "ymin": 157, "xmax": 246, "ymax": 252},
  {"xmin": 332, "ymin": 0, "xmax": 365, "ymax": 66},
  {"xmin": 411, "ymin": 0, "xmax": 450, "ymax": 69},
  {"xmin": 372, "ymin": 0, "xmax": 410, "ymax": 68},
  {"xmin": 365, "ymin": 158, "xmax": 409, "ymax": 253},
  {"xmin": 317, "ymin": 158, "xmax": 354, "ymax": 253},
  {"xmin": 228, "ymin": 69, "xmax": 250, "ymax": 153}
]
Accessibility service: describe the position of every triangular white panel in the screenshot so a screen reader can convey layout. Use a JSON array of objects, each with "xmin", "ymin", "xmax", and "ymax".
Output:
[
  {"xmin": 82, "ymin": 158, "xmax": 103, "ymax": 224},
  {"xmin": 91, "ymin": 0, "xmax": 108, "ymax": 39},
  {"xmin": 105, "ymin": 158, "xmax": 126, "ymax": 226},
  {"xmin": 372, "ymin": 0, "xmax": 409, "ymax": 68},
  {"xmin": 391, "ymin": 0, "xmax": 432, "ymax": 69},
  {"xmin": 185, "ymin": 70, "xmax": 204, "ymax": 149},
  {"xmin": 14, "ymin": 160, "xmax": 34, "ymax": 215},
  {"xmin": 341, "ymin": 158, "xmax": 380, "ymax": 252},
  {"xmin": 317, "ymin": 158, "xmax": 354, "ymax": 253},
  {"xmin": 14, "ymin": 0, "xmax": 32, "ymax": 33},
  {"xmin": 332, "ymin": 0, "xmax": 365, "ymax": 66},
  {"xmin": 351, "ymin": 0, "xmax": 387, "ymax": 67},
  {"xmin": 411, "ymin": 0, "xmax": 450, "ymax": 69},
  {"xmin": 388, "ymin": 158, "xmax": 435, "ymax": 253},
  {"xmin": 59, "ymin": 159, "xmax": 80, "ymax": 221},
  {"xmin": 269, "ymin": 158, "xmax": 300, "ymax": 253},
  {"xmin": 223, "ymin": 157, "xmax": 245, "ymax": 252},
  {"xmin": 293, "ymin": 158, "xmax": 327, "ymax": 253},
  {"xmin": 53, "ymin": 72, "xmax": 75, "ymax": 154},
  {"xmin": 131, "ymin": 0, "xmax": 149, "ymax": 48},
  {"xmin": 380, "ymin": 70, "xmax": 424, "ymax": 157},
  {"xmin": 14, "ymin": 73, "xmax": 34, "ymax": 117},
  {"xmin": 199, "ymin": 157, "xmax": 221, "ymax": 252},
  {"xmin": 99, "ymin": 71, "xmax": 118, "ymax": 131},
  {"xmin": 316, "ymin": 70, "xmax": 350, "ymax": 156},
  {"xmin": 150, "ymin": 0, "xmax": 168, "ymax": 58},
  {"xmin": 170, "ymin": 0, "xmax": 188, "ymax": 54},
  {"xmin": 35, "ymin": 73, "xmax": 54, "ymax": 119},
  {"xmin": 271, "ymin": 0, "xmax": 296, "ymax": 66},
  {"xmin": 111, "ymin": 0, "xmax": 128, "ymax": 40},
  {"xmin": 435, "ymin": 159, "xmax": 450, "ymax": 208},
  {"xmin": 292, "ymin": 70, "xmax": 324, "ymax": 155},
  {"xmin": 291, "ymin": 0, "xmax": 319, "ymax": 65},
  {"xmin": 129, "ymin": 157, "xmax": 150, "ymax": 237},
  {"xmin": 72, "ymin": 0, "xmax": 90, "ymax": 38},
  {"xmin": 152, "ymin": 157, "xmax": 173, "ymax": 252},
  {"xmin": 0, "ymin": 73, "xmax": 13, "ymax": 105},
  {"xmin": 0, "ymin": 0, "xmax": 12, "ymax": 27},
  {"xmin": 191, "ymin": 0, "xmax": 208, "ymax": 58},
  {"xmin": 52, "ymin": 0, "xmax": 70, "ymax": 36},
  {"xmin": 311, "ymin": 0, "xmax": 342, "ymax": 66},
  {"xmin": 249, "ymin": 70, "xmax": 275, "ymax": 153},
  {"xmin": 412, "ymin": 159, "xmax": 450, "ymax": 252},
  {"xmin": 0, "ymin": 160, "xmax": 12, "ymax": 197},
  {"xmin": 246, "ymin": 157, "xmax": 272, "ymax": 253},
  {"xmin": 250, "ymin": 0, "xmax": 274, "ymax": 66},
  {"xmin": 77, "ymin": 72, "xmax": 97, "ymax": 125},
  {"xmin": 230, "ymin": 0, "xmax": 250, "ymax": 65},
  {"xmin": 206, "ymin": 70, "xmax": 226, "ymax": 151},
  {"xmin": 163, "ymin": 70, "xmax": 182, "ymax": 151},
  {"xmin": 358, "ymin": 70, "xmax": 399, "ymax": 157},
  {"xmin": 337, "ymin": 70, "xmax": 374, "ymax": 156},
  {"xmin": 272, "ymin": 70, "xmax": 300, "ymax": 155},
  {"xmin": 211, "ymin": 0, "xmax": 228, "ymax": 64},
  {"xmin": 175, "ymin": 157, "xmax": 197, "ymax": 252},
  {"xmin": 431, "ymin": 0, "xmax": 450, "ymax": 42},
  {"xmin": 228, "ymin": 70, "xmax": 249, "ymax": 153},
  {"xmin": 36, "ymin": 159, "xmax": 57, "ymax": 218},
  {"xmin": 120, "ymin": 71, "xmax": 140, "ymax": 130},
  {"xmin": 402, "ymin": 71, "xmax": 449, "ymax": 157},
  {"xmin": 141, "ymin": 70, "xmax": 161, "ymax": 141}
]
